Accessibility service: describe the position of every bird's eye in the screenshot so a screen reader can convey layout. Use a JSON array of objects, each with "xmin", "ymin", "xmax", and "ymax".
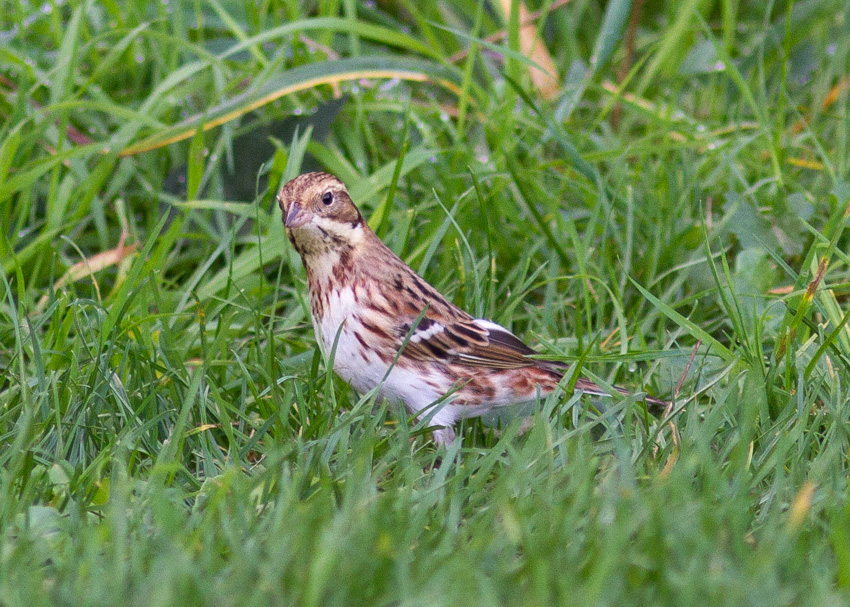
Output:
[{"xmin": 321, "ymin": 191, "xmax": 333, "ymax": 205}]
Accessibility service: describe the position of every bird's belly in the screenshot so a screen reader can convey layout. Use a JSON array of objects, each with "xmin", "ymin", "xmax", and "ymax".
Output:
[
  {"xmin": 330, "ymin": 330, "xmax": 390, "ymax": 395},
  {"xmin": 331, "ymin": 331, "xmax": 449, "ymax": 408},
  {"xmin": 320, "ymin": 315, "xmax": 452, "ymax": 416}
]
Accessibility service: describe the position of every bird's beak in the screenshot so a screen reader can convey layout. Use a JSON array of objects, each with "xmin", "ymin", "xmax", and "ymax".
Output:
[{"xmin": 284, "ymin": 202, "xmax": 310, "ymax": 229}]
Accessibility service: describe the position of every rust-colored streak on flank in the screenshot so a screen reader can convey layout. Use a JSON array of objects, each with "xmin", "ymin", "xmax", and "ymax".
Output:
[
  {"xmin": 512, "ymin": 374, "xmax": 534, "ymax": 394},
  {"xmin": 360, "ymin": 317, "xmax": 391, "ymax": 340},
  {"xmin": 352, "ymin": 331, "xmax": 372, "ymax": 362},
  {"xmin": 466, "ymin": 381, "xmax": 496, "ymax": 399},
  {"xmin": 531, "ymin": 366, "xmax": 563, "ymax": 385},
  {"xmin": 353, "ymin": 331, "xmax": 368, "ymax": 348},
  {"xmin": 367, "ymin": 300, "xmax": 392, "ymax": 318}
]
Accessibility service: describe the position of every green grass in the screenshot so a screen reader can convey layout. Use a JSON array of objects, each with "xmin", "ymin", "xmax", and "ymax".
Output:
[{"xmin": 1, "ymin": 0, "xmax": 850, "ymax": 604}]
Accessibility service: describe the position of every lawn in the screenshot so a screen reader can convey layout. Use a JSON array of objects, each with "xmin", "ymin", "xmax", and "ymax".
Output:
[{"xmin": 1, "ymin": 0, "xmax": 850, "ymax": 604}]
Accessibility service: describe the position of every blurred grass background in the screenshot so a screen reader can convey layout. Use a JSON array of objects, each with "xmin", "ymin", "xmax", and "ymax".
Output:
[{"xmin": 2, "ymin": 0, "xmax": 850, "ymax": 604}]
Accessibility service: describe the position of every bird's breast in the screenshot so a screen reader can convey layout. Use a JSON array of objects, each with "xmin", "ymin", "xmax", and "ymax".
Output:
[{"xmin": 316, "ymin": 284, "xmax": 357, "ymax": 352}]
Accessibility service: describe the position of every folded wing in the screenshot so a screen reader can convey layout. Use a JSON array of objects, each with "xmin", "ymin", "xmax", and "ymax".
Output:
[{"xmin": 394, "ymin": 315, "xmax": 556, "ymax": 370}]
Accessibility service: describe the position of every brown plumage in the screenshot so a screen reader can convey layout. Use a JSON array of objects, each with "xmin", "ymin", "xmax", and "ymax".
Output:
[{"xmin": 278, "ymin": 172, "xmax": 667, "ymax": 445}]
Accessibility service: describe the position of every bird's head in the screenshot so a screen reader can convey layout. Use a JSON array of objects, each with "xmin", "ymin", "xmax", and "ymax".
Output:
[{"xmin": 277, "ymin": 172, "xmax": 365, "ymax": 254}]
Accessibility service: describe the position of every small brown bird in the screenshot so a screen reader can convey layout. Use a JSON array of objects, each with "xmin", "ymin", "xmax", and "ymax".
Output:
[{"xmin": 279, "ymin": 172, "xmax": 666, "ymax": 445}]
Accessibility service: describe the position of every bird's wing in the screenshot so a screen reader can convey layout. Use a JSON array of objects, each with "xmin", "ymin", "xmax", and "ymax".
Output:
[
  {"xmin": 390, "ymin": 313, "xmax": 669, "ymax": 411},
  {"xmin": 394, "ymin": 315, "xmax": 553, "ymax": 370}
]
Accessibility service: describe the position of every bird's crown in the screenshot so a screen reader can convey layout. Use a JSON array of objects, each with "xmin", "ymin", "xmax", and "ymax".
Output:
[{"xmin": 277, "ymin": 172, "xmax": 362, "ymax": 231}]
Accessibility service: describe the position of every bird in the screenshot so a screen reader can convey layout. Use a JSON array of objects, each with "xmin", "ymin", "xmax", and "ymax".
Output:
[{"xmin": 278, "ymin": 171, "xmax": 667, "ymax": 446}]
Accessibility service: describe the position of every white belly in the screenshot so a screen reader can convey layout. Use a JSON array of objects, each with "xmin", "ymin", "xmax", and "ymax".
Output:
[{"xmin": 314, "ymin": 286, "xmax": 454, "ymax": 420}]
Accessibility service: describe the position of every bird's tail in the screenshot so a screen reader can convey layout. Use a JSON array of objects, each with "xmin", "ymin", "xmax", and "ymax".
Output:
[{"xmin": 572, "ymin": 376, "xmax": 669, "ymax": 415}]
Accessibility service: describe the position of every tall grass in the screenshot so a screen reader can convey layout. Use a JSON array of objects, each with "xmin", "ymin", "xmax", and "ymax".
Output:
[{"xmin": 1, "ymin": 0, "xmax": 849, "ymax": 604}]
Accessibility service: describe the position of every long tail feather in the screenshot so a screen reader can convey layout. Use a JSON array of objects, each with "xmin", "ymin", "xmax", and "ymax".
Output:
[{"xmin": 572, "ymin": 377, "xmax": 669, "ymax": 414}]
